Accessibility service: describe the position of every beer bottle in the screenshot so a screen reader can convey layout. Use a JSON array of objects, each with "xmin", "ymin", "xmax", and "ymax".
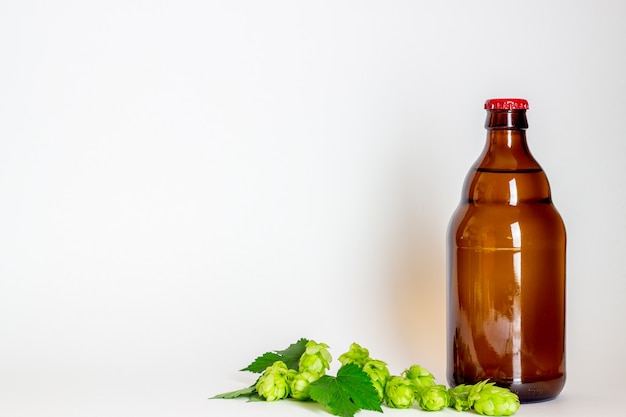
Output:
[{"xmin": 447, "ymin": 98, "xmax": 566, "ymax": 402}]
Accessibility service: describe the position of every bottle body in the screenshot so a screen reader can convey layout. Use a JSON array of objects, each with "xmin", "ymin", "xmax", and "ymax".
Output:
[{"xmin": 447, "ymin": 100, "xmax": 566, "ymax": 402}]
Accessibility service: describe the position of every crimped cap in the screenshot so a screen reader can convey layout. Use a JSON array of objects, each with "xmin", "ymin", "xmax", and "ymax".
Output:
[{"xmin": 484, "ymin": 98, "xmax": 529, "ymax": 110}]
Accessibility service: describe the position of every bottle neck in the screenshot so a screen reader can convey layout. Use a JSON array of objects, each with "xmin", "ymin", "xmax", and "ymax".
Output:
[
  {"xmin": 475, "ymin": 110, "xmax": 541, "ymax": 172},
  {"xmin": 462, "ymin": 109, "xmax": 552, "ymax": 205},
  {"xmin": 485, "ymin": 109, "xmax": 528, "ymax": 130}
]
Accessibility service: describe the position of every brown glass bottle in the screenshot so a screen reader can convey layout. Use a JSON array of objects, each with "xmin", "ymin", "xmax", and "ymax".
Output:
[{"xmin": 447, "ymin": 98, "xmax": 566, "ymax": 402}]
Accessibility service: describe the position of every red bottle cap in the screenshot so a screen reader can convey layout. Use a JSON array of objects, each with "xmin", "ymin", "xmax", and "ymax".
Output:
[{"xmin": 484, "ymin": 98, "xmax": 529, "ymax": 110}]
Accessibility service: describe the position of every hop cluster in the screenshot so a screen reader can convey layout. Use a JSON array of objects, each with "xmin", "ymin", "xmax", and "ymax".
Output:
[
  {"xmin": 468, "ymin": 380, "xmax": 521, "ymax": 416},
  {"xmin": 383, "ymin": 364, "xmax": 447, "ymax": 411},
  {"xmin": 403, "ymin": 364, "xmax": 436, "ymax": 392},
  {"xmin": 385, "ymin": 364, "xmax": 519, "ymax": 415},
  {"xmin": 449, "ymin": 383, "xmax": 473, "ymax": 411},
  {"xmin": 216, "ymin": 338, "xmax": 521, "ymax": 417},
  {"xmin": 287, "ymin": 369, "xmax": 319, "ymax": 400},
  {"xmin": 446, "ymin": 380, "xmax": 520, "ymax": 415},
  {"xmin": 255, "ymin": 340, "xmax": 331, "ymax": 401},
  {"xmin": 384, "ymin": 376, "xmax": 415, "ymax": 409},
  {"xmin": 416, "ymin": 385, "xmax": 449, "ymax": 411},
  {"xmin": 338, "ymin": 342, "xmax": 371, "ymax": 367},
  {"xmin": 362, "ymin": 359, "xmax": 391, "ymax": 401},
  {"xmin": 299, "ymin": 340, "xmax": 332, "ymax": 375},
  {"xmin": 255, "ymin": 361, "xmax": 290, "ymax": 401},
  {"xmin": 339, "ymin": 343, "xmax": 391, "ymax": 401}
]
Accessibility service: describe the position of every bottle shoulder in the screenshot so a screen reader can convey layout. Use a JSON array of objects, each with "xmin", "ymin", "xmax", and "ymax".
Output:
[
  {"xmin": 449, "ymin": 201, "xmax": 566, "ymax": 249},
  {"xmin": 473, "ymin": 131, "xmax": 542, "ymax": 172},
  {"xmin": 461, "ymin": 168, "xmax": 553, "ymax": 205}
]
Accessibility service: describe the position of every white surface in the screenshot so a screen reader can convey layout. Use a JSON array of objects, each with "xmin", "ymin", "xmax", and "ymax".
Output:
[{"xmin": 1, "ymin": 1, "xmax": 624, "ymax": 416}]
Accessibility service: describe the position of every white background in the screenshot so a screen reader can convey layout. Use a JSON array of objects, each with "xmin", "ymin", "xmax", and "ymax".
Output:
[{"xmin": 1, "ymin": 1, "xmax": 625, "ymax": 416}]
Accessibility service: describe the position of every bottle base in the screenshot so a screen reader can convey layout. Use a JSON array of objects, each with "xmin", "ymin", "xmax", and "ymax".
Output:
[{"xmin": 507, "ymin": 377, "xmax": 565, "ymax": 403}]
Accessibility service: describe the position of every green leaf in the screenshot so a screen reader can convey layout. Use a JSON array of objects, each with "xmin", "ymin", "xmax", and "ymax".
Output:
[
  {"xmin": 240, "ymin": 352, "xmax": 283, "ymax": 373},
  {"xmin": 240, "ymin": 338, "xmax": 309, "ymax": 373},
  {"xmin": 275, "ymin": 338, "xmax": 310, "ymax": 370},
  {"xmin": 309, "ymin": 363, "xmax": 383, "ymax": 417},
  {"xmin": 211, "ymin": 385, "xmax": 257, "ymax": 399}
]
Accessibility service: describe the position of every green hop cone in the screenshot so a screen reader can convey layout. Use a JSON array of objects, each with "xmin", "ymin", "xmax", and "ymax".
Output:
[
  {"xmin": 255, "ymin": 361, "xmax": 290, "ymax": 402},
  {"xmin": 298, "ymin": 340, "xmax": 332, "ymax": 375},
  {"xmin": 361, "ymin": 359, "xmax": 390, "ymax": 402},
  {"xmin": 384, "ymin": 376, "xmax": 415, "ymax": 409},
  {"xmin": 403, "ymin": 364, "xmax": 436, "ymax": 393},
  {"xmin": 468, "ymin": 380, "xmax": 520, "ymax": 416},
  {"xmin": 338, "ymin": 342, "xmax": 371, "ymax": 367},
  {"xmin": 448, "ymin": 384, "xmax": 472, "ymax": 412},
  {"xmin": 416, "ymin": 384, "xmax": 450, "ymax": 411},
  {"xmin": 287, "ymin": 369, "xmax": 320, "ymax": 400}
]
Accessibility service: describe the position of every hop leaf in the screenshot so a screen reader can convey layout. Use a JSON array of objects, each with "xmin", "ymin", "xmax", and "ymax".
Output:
[
  {"xmin": 210, "ymin": 385, "xmax": 257, "ymax": 399},
  {"xmin": 309, "ymin": 363, "xmax": 383, "ymax": 417},
  {"xmin": 241, "ymin": 338, "xmax": 309, "ymax": 373}
]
